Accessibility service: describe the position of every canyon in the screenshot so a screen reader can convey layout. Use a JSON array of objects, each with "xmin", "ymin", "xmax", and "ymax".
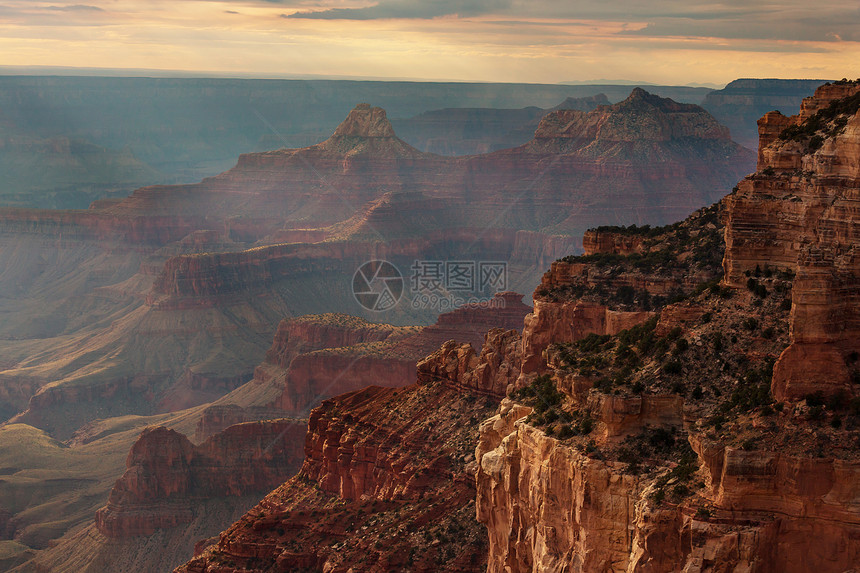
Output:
[
  {"xmin": 0, "ymin": 88, "xmax": 753, "ymax": 440},
  {"xmin": 473, "ymin": 79, "xmax": 860, "ymax": 573},
  {"xmin": 177, "ymin": 80, "xmax": 859, "ymax": 573},
  {"xmin": 2, "ymin": 81, "xmax": 839, "ymax": 572}
]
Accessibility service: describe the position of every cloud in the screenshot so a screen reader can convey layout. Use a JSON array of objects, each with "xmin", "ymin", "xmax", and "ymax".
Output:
[
  {"xmin": 622, "ymin": 16, "xmax": 860, "ymax": 43},
  {"xmin": 0, "ymin": 2, "xmax": 110, "ymax": 26},
  {"xmin": 279, "ymin": 0, "xmax": 860, "ymax": 45},
  {"xmin": 45, "ymin": 4, "xmax": 103, "ymax": 11},
  {"xmin": 287, "ymin": 0, "xmax": 512, "ymax": 20}
]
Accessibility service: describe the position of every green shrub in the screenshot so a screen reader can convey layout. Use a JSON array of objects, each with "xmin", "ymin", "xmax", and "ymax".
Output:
[
  {"xmin": 713, "ymin": 332, "xmax": 724, "ymax": 353},
  {"xmin": 579, "ymin": 417, "xmax": 594, "ymax": 434},
  {"xmin": 557, "ymin": 424, "xmax": 576, "ymax": 439},
  {"xmin": 663, "ymin": 360, "xmax": 682, "ymax": 375}
]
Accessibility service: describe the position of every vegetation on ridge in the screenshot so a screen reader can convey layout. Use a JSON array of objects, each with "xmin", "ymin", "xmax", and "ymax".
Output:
[
  {"xmin": 779, "ymin": 79, "xmax": 860, "ymax": 151},
  {"xmin": 541, "ymin": 202, "xmax": 724, "ymax": 311}
]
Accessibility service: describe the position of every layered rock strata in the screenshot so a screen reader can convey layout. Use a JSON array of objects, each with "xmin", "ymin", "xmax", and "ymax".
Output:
[
  {"xmin": 723, "ymin": 80, "xmax": 860, "ymax": 400},
  {"xmin": 95, "ymin": 419, "xmax": 307, "ymax": 538},
  {"xmin": 177, "ymin": 379, "xmax": 497, "ymax": 573}
]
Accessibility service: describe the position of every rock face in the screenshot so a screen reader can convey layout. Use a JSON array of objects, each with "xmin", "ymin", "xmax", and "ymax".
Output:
[
  {"xmin": 95, "ymin": 419, "xmax": 307, "ymax": 538},
  {"xmin": 189, "ymin": 292, "xmax": 530, "ymax": 444},
  {"xmin": 521, "ymin": 203, "xmax": 726, "ymax": 378},
  {"xmin": 477, "ymin": 402, "xmax": 646, "ymax": 572},
  {"xmin": 723, "ymin": 80, "xmax": 860, "ymax": 400},
  {"xmin": 177, "ymin": 378, "xmax": 498, "ymax": 573},
  {"xmin": 582, "ymin": 228, "xmax": 646, "ymax": 256},
  {"xmin": 417, "ymin": 327, "xmax": 523, "ymax": 397}
]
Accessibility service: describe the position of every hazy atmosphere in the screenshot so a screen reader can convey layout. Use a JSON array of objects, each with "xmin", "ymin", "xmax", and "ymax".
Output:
[{"xmin": 1, "ymin": 1, "xmax": 859, "ymax": 572}]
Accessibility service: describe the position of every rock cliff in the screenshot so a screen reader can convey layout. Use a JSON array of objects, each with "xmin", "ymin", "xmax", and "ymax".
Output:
[
  {"xmin": 95, "ymin": 419, "xmax": 307, "ymax": 538},
  {"xmin": 723, "ymin": 79, "xmax": 860, "ymax": 400},
  {"xmin": 271, "ymin": 292, "xmax": 530, "ymax": 415},
  {"xmin": 192, "ymin": 292, "xmax": 530, "ymax": 441},
  {"xmin": 177, "ymin": 379, "xmax": 497, "ymax": 573}
]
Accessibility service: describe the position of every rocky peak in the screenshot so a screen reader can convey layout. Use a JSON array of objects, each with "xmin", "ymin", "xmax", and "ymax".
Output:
[
  {"xmin": 95, "ymin": 420, "xmax": 306, "ymax": 538},
  {"xmin": 530, "ymin": 87, "xmax": 732, "ymax": 151},
  {"xmin": 317, "ymin": 103, "xmax": 425, "ymax": 156},
  {"xmin": 330, "ymin": 103, "xmax": 396, "ymax": 138}
]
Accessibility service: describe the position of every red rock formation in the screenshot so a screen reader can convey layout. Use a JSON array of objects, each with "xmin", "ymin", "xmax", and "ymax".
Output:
[
  {"xmin": 582, "ymin": 229, "xmax": 646, "ymax": 255},
  {"xmin": 176, "ymin": 379, "xmax": 496, "ymax": 573},
  {"xmin": 477, "ymin": 399, "xmax": 860, "ymax": 573},
  {"xmin": 654, "ymin": 303, "xmax": 705, "ymax": 336},
  {"xmin": 520, "ymin": 299, "xmax": 655, "ymax": 376},
  {"xmin": 95, "ymin": 419, "xmax": 306, "ymax": 538},
  {"xmin": 147, "ymin": 228, "xmax": 518, "ymax": 307},
  {"xmin": 472, "ymin": 83, "xmax": 860, "ymax": 573},
  {"xmin": 264, "ymin": 313, "xmax": 400, "ymax": 369},
  {"xmin": 417, "ymin": 327, "xmax": 522, "ymax": 397},
  {"xmin": 531, "ymin": 88, "xmax": 730, "ymax": 147}
]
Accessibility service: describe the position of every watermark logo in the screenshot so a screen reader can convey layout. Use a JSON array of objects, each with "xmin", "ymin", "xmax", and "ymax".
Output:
[
  {"xmin": 354, "ymin": 259, "xmax": 507, "ymax": 312},
  {"xmin": 352, "ymin": 260, "xmax": 404, "ymax": 311}
]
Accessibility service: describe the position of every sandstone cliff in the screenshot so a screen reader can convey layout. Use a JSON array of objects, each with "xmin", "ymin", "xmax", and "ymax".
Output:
[
  {"xmin": 95, "ymin": 419, "xmax": 307, "ymax": 538},
  {"xmin": 177, "ymin": 379, "xmax": 497, "ymax": 573},
  {"xmin": 270, "ymin": 292, "xmax": 531, "ymax": 415},
  {"xmin": 723, "ymin": 79, "xmax": 860, "ymax": 400}
]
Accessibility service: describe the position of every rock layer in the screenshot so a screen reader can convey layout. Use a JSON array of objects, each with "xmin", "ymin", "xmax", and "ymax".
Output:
[
  {"xmin": 95, "ymin": 419, "xmax": 306, "ymax": 538},
  {"xmin": 177, "ymin": 379, "xmax": 497, "ymax": 573},
  {"xmin": 723, "ymin": 80, "xmax": 860, "ymax": 400}
]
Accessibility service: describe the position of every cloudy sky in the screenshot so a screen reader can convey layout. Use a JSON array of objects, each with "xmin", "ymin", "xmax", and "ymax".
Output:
[{"xmin": 2, "ymin": 0, "xmax": 858, "ymax": 85}]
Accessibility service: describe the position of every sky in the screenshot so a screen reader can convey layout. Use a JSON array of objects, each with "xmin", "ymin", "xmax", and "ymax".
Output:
[{"xmin": 2, "ymin": 0, "xmax": 859, "ymax": 85}]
